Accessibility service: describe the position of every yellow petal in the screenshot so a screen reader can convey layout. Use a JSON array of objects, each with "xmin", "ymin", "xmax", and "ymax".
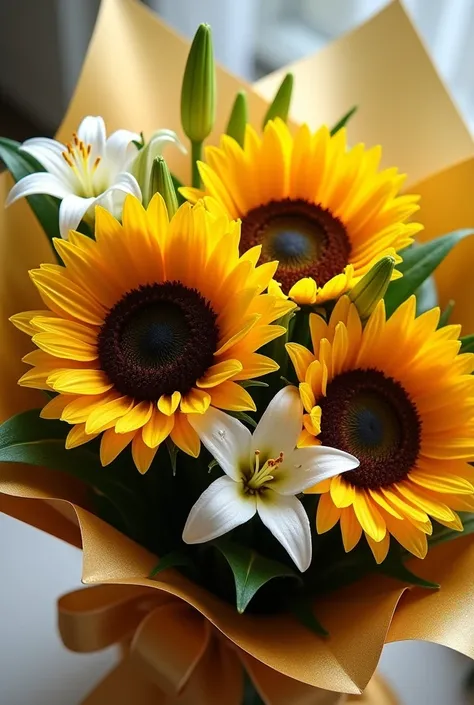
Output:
[
  {"xmin": 32, "ymin": 332, "xmax": 98, "ymax": 361},
  {"xmin": 10, "ymin": 310, "xmax": 52, "ymax": 335},
  {"xmin": 299, "ymin": 382, "xmax": 315, "ymax": 413},
  {"xmin": 30, "ymin": 267, "xmax": 106, "ymax": 325},
  {"xmin": 196, "ymin": 360, "xmax": 243, "ymax": 388},
  {"xmin": 330, "ymin": 475, "xmax": 355, "ymax": 508},
  {"xmin": 132, "ymin": 433, "xmax": 158, "ymax": 474},
  {"xmin": 231, "ymin": 352, "xmax": 279, "ymax": 380},
  {"xmin": 340, "ymin": 506, "xmax": 362, "ymax": 552},
  {"xmin": 48, "ymin": 369, "xmax": 113, "ymax": 395},
  {"xmin": 180, "ymin": 388, "xmax": 211, "ymax": 414},
  {"xmin": 208, "ymin": 381, "xmax": 256, "ymax": 412},
  {"xmin": 309, "ymin": 406, "xmax": 322, "ymax": 435},
  {"xmin": 65, "ymin": 423, "xmax": 98, "ymax": 449},
  {"xmin": 142, "ymin": 409, "xmax": 175, "ymax": 448},
  {"xmin": 62, "ymin": 393, "xmax": 111, "ymax": 424},
  {"xmin": 297, "ymin": 428, "xmax": 321, "ymax": 448},
  {"xmin": 316, "ymin": 493, "xmax": 341, "ymax": 533},
  {"xmin": 86, "ymin": 395, "xmax": 134, "ymax": 435},
  {"xmin": 288, "ymin": 277, "xmax": 318, "ymax": 304},
  {"xmin": 100, "ymin": 429, "xmax": 135, "ymax": 466},
  {"xmin": 352, "ymin": 491, "xmax": 386, "ymax": 542},
  {"xmin": 384, "ymin": 513, "xmax": 428, "ymax": 559},
  {"xmin": 170, "ymin": 413, "xmax": 201, "ymax": 458},
  {"xmin": 305, "ymin": 477, "xmax": 331, "ymax": 494},
  {"xmin": 115, "ymin": 400, "xmax": 153, "ymax": 433},
  {"xmin": 285, "ymin": 343, "xmax": 315, "ymax": 383},
  {"xmin": 40, "ymin": 394, "xmax": 73, "ymax": 420},
  {"xmin": 157, "ymin": 391, "xmax": 182, "ymax": 416},
  {"xmin": 395, "ymin": 482, "xmax": 456, "ymax": 522},
  {"xmin": 366, "ymin": 532, "xmax": 390, "ymax": 564}
]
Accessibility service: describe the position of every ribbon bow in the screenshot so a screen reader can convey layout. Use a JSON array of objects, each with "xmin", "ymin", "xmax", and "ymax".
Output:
[{"xmin": 58, "ymin": 583, "xmax": 346, "ymax": 705}]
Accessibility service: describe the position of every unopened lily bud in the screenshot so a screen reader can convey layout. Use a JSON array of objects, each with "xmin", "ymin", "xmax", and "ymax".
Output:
[
  {"xmin": 150, "ymin": 156, "xmax": 178, "ymax": 218},
  {"xmin": 181, "ymin": 24, "xmax": 216, "ymax": 143},
  {"xmin": 262, "ymin": 72, "xmax": 294, "ymax": 128},
  {"xmin": 349, "ymin": 255, "xmax": 396, "ymax": 320},
  {"xmin": 132, "ymin": 129, "xmax": 184, "ymax": 206},
  {"xmin": 226, "ymin": 91, "xmax": 248, "ymax": 147}
]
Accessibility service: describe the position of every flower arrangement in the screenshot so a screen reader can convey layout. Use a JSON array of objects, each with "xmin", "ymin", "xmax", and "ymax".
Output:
[{"xmin": 1, "ymin": 1, "xmax": 474, "ymax": 704}]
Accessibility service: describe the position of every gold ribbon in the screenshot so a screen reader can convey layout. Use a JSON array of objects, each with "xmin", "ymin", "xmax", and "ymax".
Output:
[{"xmin": 58, "ymin": 583, "xmax": 345, "ymax": 705}]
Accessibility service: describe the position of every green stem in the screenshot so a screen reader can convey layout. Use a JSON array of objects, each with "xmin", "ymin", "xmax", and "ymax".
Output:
[{"xmin": 191, "ymin": 140, "xmax": 203, "ymax": 188}]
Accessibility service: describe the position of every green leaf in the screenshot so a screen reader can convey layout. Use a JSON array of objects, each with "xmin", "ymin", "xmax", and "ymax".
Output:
[
  {"xmin": 460, "ymin": 335, "xmax": 474, "ymax": 354},
  {"xmin": 150, "ymin": 550, "xmax": 193, "ymax": 577},
  {"xmin": 414, "ymin": 274, "xmax": 438, "ymax": 314},
  {"xmin": 428, "ymin": 514, "xmax": 474, "ymax": 549},
  {"xmin": 291, "ymin": 597, "xmax": 328, "ymax": 636},
  {"xmin": 438, "ymin": 299, "xmax": 455, "ymax": 327},
  {"xmin": 330, "ymin": 106, "xmax": 357, "ymax": 136},
  {"xmin": 384, "ymin": 230, "xmax": 474, "ymax": 317},
  {"xmin": 0, "ymin": 409, "xmax": 145, "ymax": 542},
  {"xmin": 228, "ymin": 411, "xmax": 257, "ymax": 428},
  {"xmin": 262, "ymin": 73, "xmax": 294, "ymax": 127},
  {"xmin": 239, "ymin": 380, "xmax": 269, "ymax": 389},
  {"xmin": 377, "ymin": 546, "xmax": 439, "ymax": 589},
  {"xmin": 0, "ymin": 137, "xmax": 61, "ymax": 252},
  {"xmin": 213, "ymin": 538, "xmax": 301, "ymax": 613}
]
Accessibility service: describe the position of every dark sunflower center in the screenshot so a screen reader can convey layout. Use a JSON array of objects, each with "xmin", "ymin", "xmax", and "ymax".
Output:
[
  {"xmin": 240, "ymin": 198, "xmax": 351, "ymax": 294},
  {"xmin": 98, "ymin": 282, "xmax": 218, "ymax": 401},
  {"xmin": 318, "ymin": 369, "xmax": 422, "ymax": 489}
]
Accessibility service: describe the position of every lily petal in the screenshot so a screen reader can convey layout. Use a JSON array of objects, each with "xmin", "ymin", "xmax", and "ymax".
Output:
[
  {"xmin": 77, "ymin": 116, "xmax": 106, "ymax": 158},
  {"xmin": 188, "ymin": 405, "xmax": 251, "ymax": 481},
  {"xmin": 6, "ymin": 172, "xmax": 71, "ymax": 206},
  {"xmin": 21, "ymin": 137, "xmax": 72, "ymax": 182},
  {"xmin": 182, "ymin": 475, "xmax": 256, "ymax": 544},
  {"xmin": 96, "ymin": 172, "xmax": 142, "ymax": 216},
  {"xmin": 105, "ymin": 129, "xmax": 141, "ymax": 171},
  {"xmin": 274, "ymin": 446, "xmax": 359, "ymax": 496},
  {"xmin": 257, "ymin": 492, "xmax": 312, "ymax": 572},
  {"xmin": 251, "ymin": 385, "xmax": 303, "ymax": 460},
  {"xmin": 59, "ymin": 194, "xmax": 95, "ymax": 239}
]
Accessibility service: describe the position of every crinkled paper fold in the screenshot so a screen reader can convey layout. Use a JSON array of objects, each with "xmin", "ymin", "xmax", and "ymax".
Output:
[{"xmin": 1, "ymin": 0, "xmax": 474, "ymax": 697}]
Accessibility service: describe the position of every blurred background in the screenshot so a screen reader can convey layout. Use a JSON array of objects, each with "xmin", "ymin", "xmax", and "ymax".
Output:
[
  {"xmin": 0, "ymin": 1, "xmax": 474, "ymax": 704},
  {"xmin": 0, "ymin": 0, "xmax": 474, "ymax": 139}
]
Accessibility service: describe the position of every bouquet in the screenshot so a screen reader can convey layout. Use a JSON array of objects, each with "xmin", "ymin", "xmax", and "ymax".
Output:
[{"xmin": 1, "ymin": 1, "xmax": 474, "ymax": 703}]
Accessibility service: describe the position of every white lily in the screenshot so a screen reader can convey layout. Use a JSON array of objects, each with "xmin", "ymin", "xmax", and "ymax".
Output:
[
  {"xmin": 6, "ymin": 116, "xmax": 180, "ymax": 238},
  {"xmin": 184, "ymin": 386, "xmax": 359, "ymax": 572}
]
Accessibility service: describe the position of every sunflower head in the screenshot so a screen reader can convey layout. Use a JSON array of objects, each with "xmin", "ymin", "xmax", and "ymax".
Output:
[
  {"xmin": 11, "ymin": 195, "xmax": 295, "ymax": 473},
  {"xmin": 286, "ymin": 296, "xmax": 474, "ymax": 563},
  {"xmin": 181, "ymin": 118, "xmax": 422, "ymax": 306}
]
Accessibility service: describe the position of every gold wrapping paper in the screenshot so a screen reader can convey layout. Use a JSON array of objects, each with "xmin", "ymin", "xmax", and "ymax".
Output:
[{"xmin": 1, "ymin": 0, "xmax": 474, "ymax": 701}]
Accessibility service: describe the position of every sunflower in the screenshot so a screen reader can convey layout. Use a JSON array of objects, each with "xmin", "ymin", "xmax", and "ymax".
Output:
[
  {"xmin": 12, "ymin": 195, "xmax": 294, "ymax": 473},
  {"xmin": 286, "ymin": 295, "xmax": 474, "ymax": 562},
  {"xmin": 181, "ymin": 119, "xmax": 422, "ymax": 306}
]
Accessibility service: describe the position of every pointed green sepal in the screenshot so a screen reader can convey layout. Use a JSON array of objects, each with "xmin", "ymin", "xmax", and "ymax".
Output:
[{"xmin": 262, "ymin": 72, "xmax": 294, "ymax": 127}]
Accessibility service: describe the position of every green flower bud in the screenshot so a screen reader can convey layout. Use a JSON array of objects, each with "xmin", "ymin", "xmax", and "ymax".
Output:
[
  {"xmin": 150, "ymin": 156, "xmax": 178, "ymax": 218},
  {"xmin": 181, "ymin": 24, "xmax": 216, "ymax": 144},
  {"xmin": 349, "ymin": 255, "xmax": 396, "ymax": 320},
  {"xmin": 262, "ymin": 72, "xmax": 294, "ymax": 128},
  {"xmin": 226, "ymin": 91, "xmax": 248, "ymax": 147},
  {"xmin": 132, "ymin": 130, "xmax": 184, "ymax": 206}
]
